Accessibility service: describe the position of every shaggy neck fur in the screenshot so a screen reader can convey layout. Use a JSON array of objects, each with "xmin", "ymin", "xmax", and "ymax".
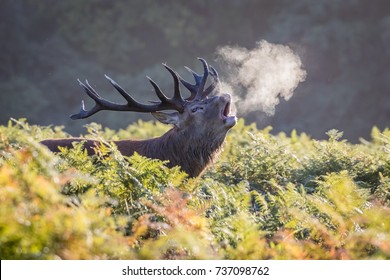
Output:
[{"xmin": 115, "ymin": 127, "xmax": 225, "ymax": 177}]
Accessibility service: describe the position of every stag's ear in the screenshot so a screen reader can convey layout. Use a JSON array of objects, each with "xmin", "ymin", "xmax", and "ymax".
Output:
[{"xmin": 151, "ymin": 112, "xmax": 180, "ymax": 127}]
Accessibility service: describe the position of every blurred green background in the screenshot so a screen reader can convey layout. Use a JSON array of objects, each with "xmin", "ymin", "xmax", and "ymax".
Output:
[{"xmin": 0, "ymin": 0, "xmax": 389, "ymax": 141}]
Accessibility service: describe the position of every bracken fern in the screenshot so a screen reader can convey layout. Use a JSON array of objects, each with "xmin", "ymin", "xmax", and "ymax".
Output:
[{"xmin": 0, "ymin": 118, "xmax": 389, "ymax": 259}]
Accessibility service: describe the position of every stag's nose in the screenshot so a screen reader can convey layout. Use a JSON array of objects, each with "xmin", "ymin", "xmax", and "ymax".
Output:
[{"xmin": 220, "ymin": 93, "xmax": 231, "ymax": 102}]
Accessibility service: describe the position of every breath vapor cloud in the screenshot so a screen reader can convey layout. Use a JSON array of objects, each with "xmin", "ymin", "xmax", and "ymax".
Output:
[{"xmin": 216, "ymin": 40, "xmax": 307, "ymax": 116}]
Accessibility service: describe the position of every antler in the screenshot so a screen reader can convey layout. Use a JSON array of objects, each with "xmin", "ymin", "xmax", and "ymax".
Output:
[
  {"xmin": 70, "ymin": 64, "xmax": 186, "ymax": 120},
  {"xmin": 179, "ymin": 58, "xmax": 220, "ymax": 101}
]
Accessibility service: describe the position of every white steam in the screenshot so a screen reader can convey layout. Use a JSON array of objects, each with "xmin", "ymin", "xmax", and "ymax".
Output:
[{"xmin": 216, "ymin": 40, "xmax": 307, "ymax": 116}]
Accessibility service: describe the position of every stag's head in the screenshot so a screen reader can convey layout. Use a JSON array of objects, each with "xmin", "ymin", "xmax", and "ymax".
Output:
[{"xmin": 71, "ymin": 58, "xmax": 236, "ymax": 141}]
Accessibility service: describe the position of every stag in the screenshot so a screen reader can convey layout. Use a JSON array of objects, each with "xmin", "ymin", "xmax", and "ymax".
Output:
[{"xmin": 41, "ymin": 58, "xmax": 237, "ymax": 177}]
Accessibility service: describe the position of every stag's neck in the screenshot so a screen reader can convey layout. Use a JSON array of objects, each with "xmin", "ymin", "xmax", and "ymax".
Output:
[{"xmin": 115, "ymin": 128, "xmax": 224, "ymax": 177}]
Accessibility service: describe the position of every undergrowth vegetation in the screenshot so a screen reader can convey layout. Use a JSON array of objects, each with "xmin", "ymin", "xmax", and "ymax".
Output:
[{"xmin": 0, "ymin": 119, "xmax": 389, "ymax": 259}]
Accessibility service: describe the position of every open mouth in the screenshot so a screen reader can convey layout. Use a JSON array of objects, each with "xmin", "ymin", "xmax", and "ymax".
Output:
[
  {"xmin": 222, "ymin": 102, "xmax": 231, "ymax": 120},
  {"xmin": 221, "ymin": 101, "xmax": 237, "ymax": 128},
  {"xmin": 218, "ymin": 94, "xmax": 237, "ymax": 128}
]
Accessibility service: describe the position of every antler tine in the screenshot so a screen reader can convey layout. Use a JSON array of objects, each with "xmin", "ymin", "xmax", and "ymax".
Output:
[
  {"xmin": 201, "ymin": 65, "xmax": 220, "ymax": 99},
  {"xmin": 70, "ymin": 79, "xmax": 104, "ymax": 119},
  {"xmin": 104, "ymin": 74, "xmax": 140, "ymax": 104},
  {"xmin": 147, "ymin": 75, "xmax": 185, "ymax": 112},
  {"xmin": 179, "ymin": 58, "xmax": 219, "ymax": 101},
  {"xmin": 194, "ymin": 58, "xmax": 209, "ymax": 101},
  {"xmin": 179, "ymin": 67, "xmax": 200, "ymax": 100},
  {"xmin": 146, "ymin": 76, "xmax": 170, "ymax": 103},
  {"xmin": 79, "ymin": 79, "xmax": 100, "ymax": 101},
  {"xmin": 163, "ymin": 63, "xmax": 184, "ymax": 103}
]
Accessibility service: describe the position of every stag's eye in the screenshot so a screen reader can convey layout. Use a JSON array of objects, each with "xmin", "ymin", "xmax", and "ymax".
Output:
[{"xmin": 191, "ymin": 106, "xmax": 204, "ymax": 113}]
